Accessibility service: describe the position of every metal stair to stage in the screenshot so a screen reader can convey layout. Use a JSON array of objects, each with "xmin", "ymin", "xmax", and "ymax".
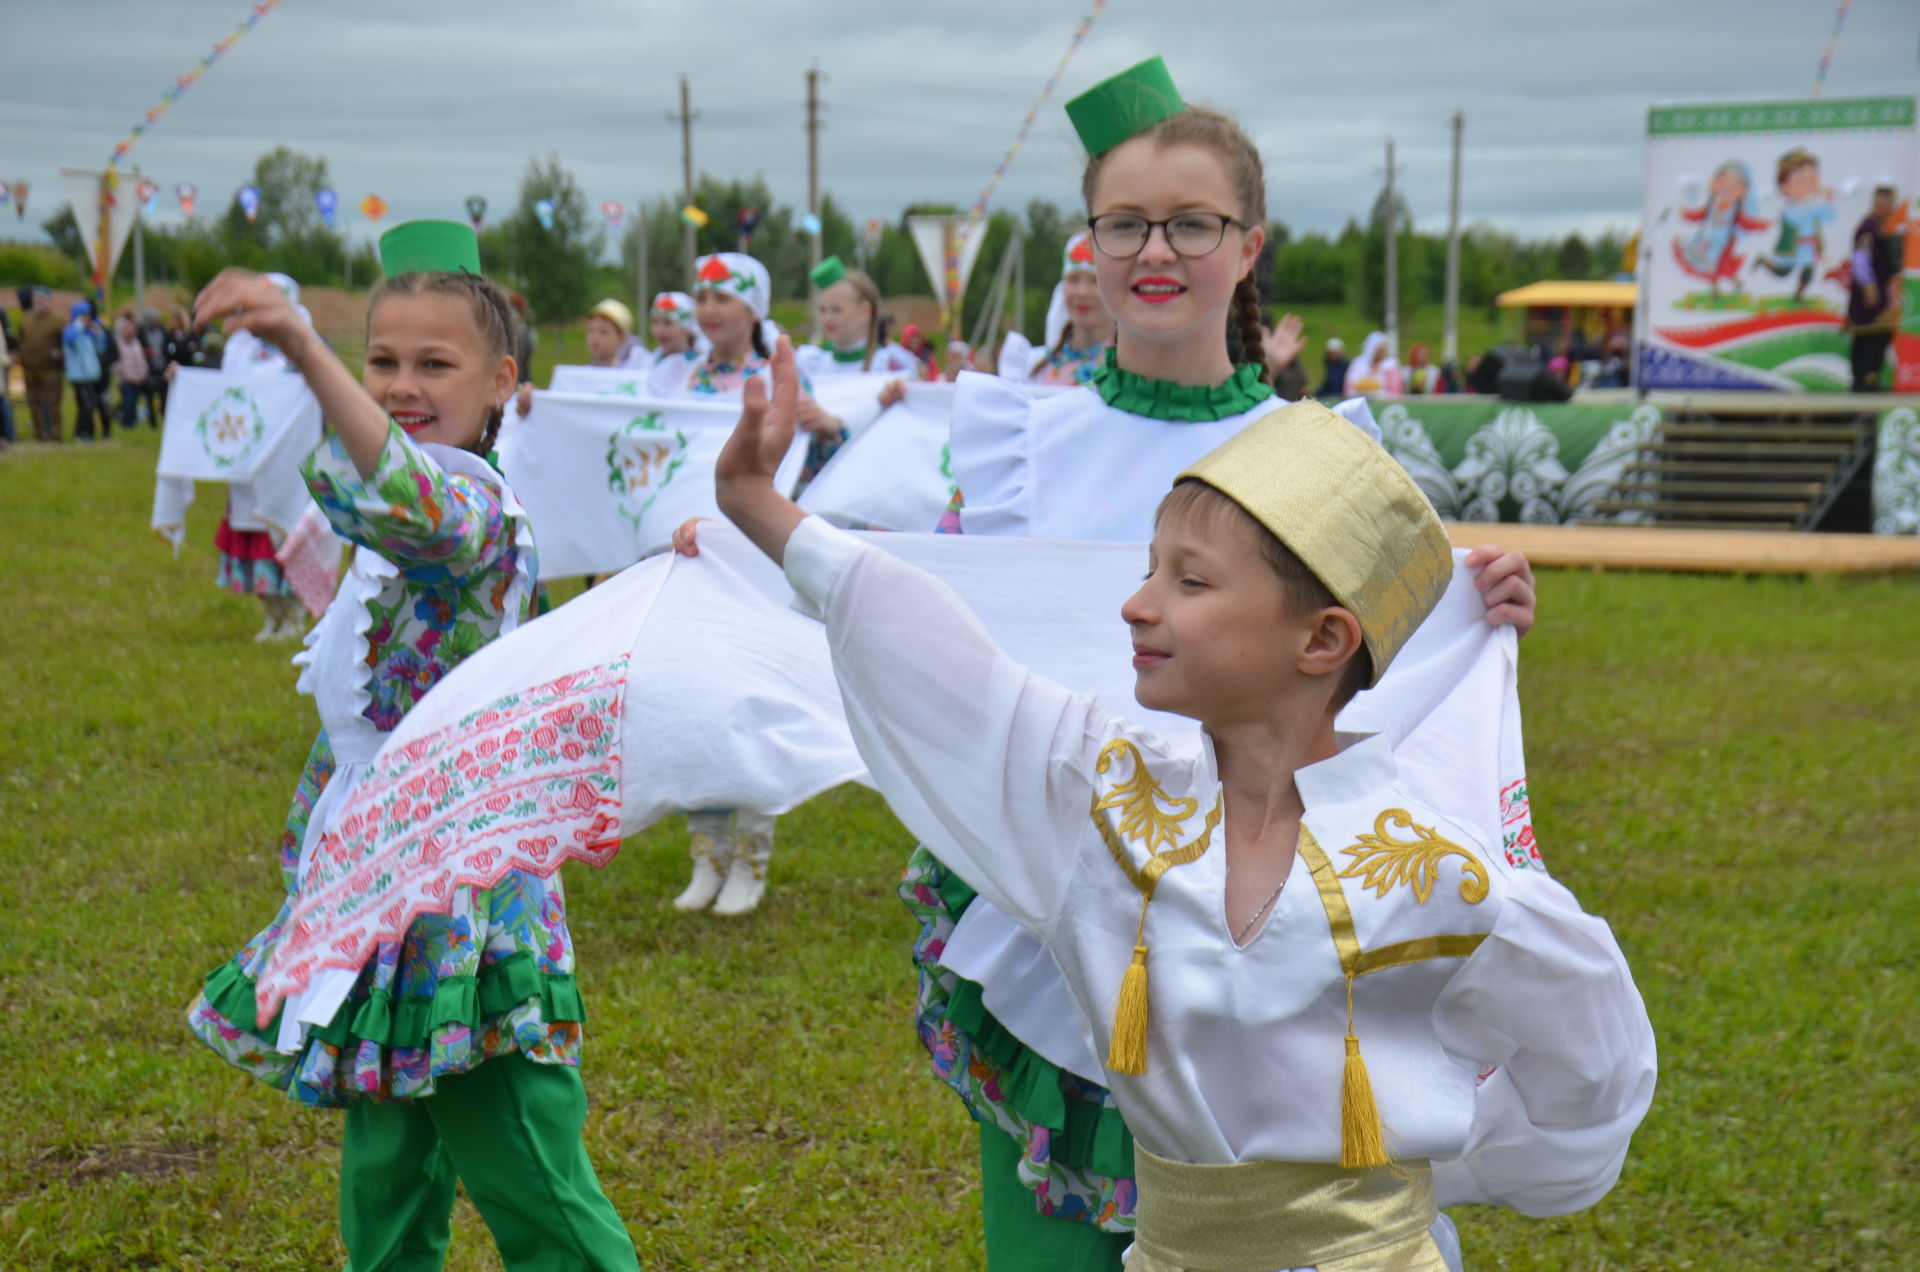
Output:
[{"xmin": 1586, "ymin": 400, "xmax": 1879, "ymax": 531}]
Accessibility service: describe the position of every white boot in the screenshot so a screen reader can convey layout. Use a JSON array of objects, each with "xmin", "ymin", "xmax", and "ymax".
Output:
[
  {"xmin": 269, "ymin": 595, "xmax": 308, "ymax": 641},
  {"xmin": 251, "ymin": 596, "xmax": 278, "ymax": 643},
  {"xmin": 711, "ymin": 810, "xmax": 775, "ymax": 916},
  {"xmin": 673, "ymin": 813, "xmax": 733, "ymax": 911}
]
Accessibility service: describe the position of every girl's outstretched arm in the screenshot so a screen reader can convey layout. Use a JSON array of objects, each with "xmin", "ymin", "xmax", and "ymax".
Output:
[
  {"xmin": 194, "ymin": 268, "xmax": 389, "ymax": 477},
  {"xmin": 715, "ymin": 336, "xmax": 809, "ymax": 565}
]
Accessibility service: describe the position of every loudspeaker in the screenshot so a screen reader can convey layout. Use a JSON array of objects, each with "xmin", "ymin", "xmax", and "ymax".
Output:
[
  {"xmin": 1497, "ymin": 362, "xmax": 1572, "ymax": 403},
  {"xmin": 1471, "ymin": 345, "xmax": 1572, "ymax": 402}
]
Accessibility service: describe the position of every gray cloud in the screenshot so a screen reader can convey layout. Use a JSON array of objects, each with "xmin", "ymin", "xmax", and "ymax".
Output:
[{"xmin": 2, "ymin": 0, "xmax": 1916, "ymax": 250}]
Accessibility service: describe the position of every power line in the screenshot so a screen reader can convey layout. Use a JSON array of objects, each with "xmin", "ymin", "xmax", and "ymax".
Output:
[{"xmin": 829, "ymin": 101, "xmax": 1078, "ymax": 140}]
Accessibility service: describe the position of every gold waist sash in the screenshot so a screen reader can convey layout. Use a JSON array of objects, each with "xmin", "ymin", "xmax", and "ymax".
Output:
[{"xmin": 1130, "ymin": 1148, "xmax": 1446, "ymax": 1272}]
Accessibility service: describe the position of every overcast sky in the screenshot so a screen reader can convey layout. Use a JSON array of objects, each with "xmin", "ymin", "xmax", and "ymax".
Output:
[{"xmin": 3, "ymin": 0, "xmax": 1917, "ymax": 253}]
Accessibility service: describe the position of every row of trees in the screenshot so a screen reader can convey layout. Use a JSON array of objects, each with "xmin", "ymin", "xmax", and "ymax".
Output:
[{"xmin": 31, "ymin": 146, "xmax": 1629, "ymax": 333}]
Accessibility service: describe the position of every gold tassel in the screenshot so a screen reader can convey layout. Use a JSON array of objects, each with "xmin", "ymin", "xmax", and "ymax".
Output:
[
  {"xmin": 1339, "ymin": 973, "xmax": 1390, "ymax": 1167},
  {"xmin": 1106, "ymin": 942, "xmax": 1151, "ymax": 1075},
  {"xmin": 1341, "ymin": 1033, "xmax": 1390, "ymax": 1167}
]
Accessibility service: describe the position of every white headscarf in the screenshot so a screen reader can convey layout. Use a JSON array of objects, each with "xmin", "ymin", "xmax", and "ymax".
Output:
[
  {"xmin": 650, "ymin": 291, "xmax": 698, "ymax": 332},
  {"xmin": 693, "ymin": 252, "xmax": 771, "ymax": 320},
  {"xmin": 1044, "ymin": 283, "xmax": 1070, "ymax": 352},
  {"xmin": 1061, "ymin": 230, "xmax": 1096, "ymax": 276},
  {"xmin": 1343, "ymin": 330, "xmax": 1399, "ymax": 395},
  {"xmin": 650, "ymin": 289, "xmax": 711, "ymax": 358}
]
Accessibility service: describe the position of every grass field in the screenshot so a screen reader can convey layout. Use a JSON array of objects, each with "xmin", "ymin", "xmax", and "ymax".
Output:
[{"xmin": 1, "ymin": 424, "xmax": 1916, "ymax": 1271}]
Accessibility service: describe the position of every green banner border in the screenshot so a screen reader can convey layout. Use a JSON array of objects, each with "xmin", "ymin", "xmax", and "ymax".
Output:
[{"xmin": 1648, "ymin": 97, "xmax": 1914, "ymax": 137}]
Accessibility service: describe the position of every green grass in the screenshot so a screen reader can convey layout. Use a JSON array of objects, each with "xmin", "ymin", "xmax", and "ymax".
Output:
[{"xmin": 1, "ymin": 426, "xmax": 1916, "ymax": 1270}]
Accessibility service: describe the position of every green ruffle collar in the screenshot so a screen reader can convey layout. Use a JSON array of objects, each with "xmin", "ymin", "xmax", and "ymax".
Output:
[
  {"xmin": 1087, "ymin": 349, "xmax": 1273, "ymax": 422},
  {"xmin": 826, "ymin": 343, "xmax": 868, "ymax": 364}
]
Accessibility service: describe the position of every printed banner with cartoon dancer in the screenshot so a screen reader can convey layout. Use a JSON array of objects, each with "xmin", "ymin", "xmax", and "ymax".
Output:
[{"xmin": 1638, "ymin": 96, "xmax": 1917, "ymax": 391}]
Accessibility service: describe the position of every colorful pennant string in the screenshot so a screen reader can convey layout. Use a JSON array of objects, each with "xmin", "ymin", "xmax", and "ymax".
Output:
[
  {"xmin": 106, "ymin": 2, "xmax": 284, "ymax": 172},
  {"xmin": 1811, "ymin": 0, "xmax": 1852, "ymax": 100},
  {"xmin": 946, "ymin": 1, "xmax": 1108, "ymax": 311}
]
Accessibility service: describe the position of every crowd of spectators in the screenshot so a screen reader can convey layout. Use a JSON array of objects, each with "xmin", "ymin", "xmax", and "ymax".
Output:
[{"xmin": 0, "ymin": 285, "xmax": 214, "ymax": 448}]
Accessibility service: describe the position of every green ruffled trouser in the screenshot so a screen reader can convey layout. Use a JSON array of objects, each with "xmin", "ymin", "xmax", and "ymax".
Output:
[{"xmin": 341, "ymin": 1053, "xmax": 637, "ymax": 1272}]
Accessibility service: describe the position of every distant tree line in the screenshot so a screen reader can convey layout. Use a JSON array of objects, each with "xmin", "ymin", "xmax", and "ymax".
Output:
[{"xmin": 17, "ymin": 146, "xmax": 1628, "ymax": 333}]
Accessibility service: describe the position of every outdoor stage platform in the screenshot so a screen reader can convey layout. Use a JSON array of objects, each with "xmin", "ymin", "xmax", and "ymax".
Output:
[{"xmin": 1444, "ymin": 522, "xmax": 1920, "ymax": 575}]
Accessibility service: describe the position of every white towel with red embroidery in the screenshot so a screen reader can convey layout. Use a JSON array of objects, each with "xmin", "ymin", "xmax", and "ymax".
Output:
[{"xmin": 249, "ymin": 522, "xmax": 1535, "ymax": 1027}]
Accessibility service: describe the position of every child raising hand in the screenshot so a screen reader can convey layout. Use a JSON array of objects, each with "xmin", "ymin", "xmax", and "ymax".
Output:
[{"xmin": 711, "ymin": 329, "xmax": 1652, "ymax": 1272}]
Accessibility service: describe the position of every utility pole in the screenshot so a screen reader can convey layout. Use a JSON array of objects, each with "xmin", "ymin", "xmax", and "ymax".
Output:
[
  {"xmin": 635, "ymin": 200, "xmax": 649, "ymax": 314},
  {"xmin": 806, "ymin": 63, "xmax": 823, "ymax": 342},
  {"xmin": 670, "ymin": 75, "xmax": 699, "ymax": 285},
  {"xmin": 1383, "ymin": 139, "xmax": 1400, "ymax": 359},
  {"xmin": 1443, "ymin": 112, "xmax": 1463, "ymax": 367}
]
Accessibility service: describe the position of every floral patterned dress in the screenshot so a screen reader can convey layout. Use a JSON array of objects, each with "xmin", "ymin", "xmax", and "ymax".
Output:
[
  {"xmin": 188, "ymin": 421, "xmax": 581, "ymax": 1108},
  {"xmin": 1033, "ymin": 339, "xmax": 1110, "ymax": 387}
]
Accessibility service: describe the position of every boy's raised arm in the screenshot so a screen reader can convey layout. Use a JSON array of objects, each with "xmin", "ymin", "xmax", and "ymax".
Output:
[{"xmin": 715, "ymin": 336, "xmax": 809, "ymax": 566}]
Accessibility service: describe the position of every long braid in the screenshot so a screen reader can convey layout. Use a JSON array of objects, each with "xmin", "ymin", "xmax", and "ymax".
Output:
[{"xmin": 1229, "ymin": 275, "xmax": 1270, "ymax": 385}]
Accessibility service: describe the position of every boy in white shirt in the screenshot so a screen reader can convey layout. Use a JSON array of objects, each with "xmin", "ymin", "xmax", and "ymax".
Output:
[{"xmin": 681, "ymin": 337, "xmax": 1655, "ymax": 1271}]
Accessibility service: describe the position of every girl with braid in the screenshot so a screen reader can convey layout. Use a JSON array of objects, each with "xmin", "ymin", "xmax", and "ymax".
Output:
[{"xmin": 186, "ymin": 221, "xmax": 639, "ymax": 1271}]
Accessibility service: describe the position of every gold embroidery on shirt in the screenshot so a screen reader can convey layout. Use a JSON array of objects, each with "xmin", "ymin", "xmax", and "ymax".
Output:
[
  {"xmin": 1094, "ymin": 738, "xmax": 1200, "ymax": 855},
  {"xmin": 1295, "ymin": 822, "xmax": 1489, "ymax": 1167},
  {"xmin": 1089, "ymin": 739, "xmax": 1221, "ymax": 1077},
  {"xmin": 1296, "ymin": 828, "xmax": 1486, "ymax": 973},
  {"xmin": 1354, "ymin": 934, "xmax": 1488, "ymax": 977},
  {"xmin": 1094, "ymin": 790, "xmax": 1222, "ymax": 896},
  {"xmin": 1335, "ymin": 810, "xmax": 1489, "ymax": 906}
]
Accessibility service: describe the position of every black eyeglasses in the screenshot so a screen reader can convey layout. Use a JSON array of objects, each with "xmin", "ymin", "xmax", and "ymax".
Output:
[{"xmin": 1086, "ymin": 212, "xmax": 1248, "ymax": 259}]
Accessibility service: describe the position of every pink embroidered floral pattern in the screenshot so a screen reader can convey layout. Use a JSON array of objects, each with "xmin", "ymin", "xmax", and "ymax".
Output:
[
  {"xmin": 1499, "ymin": 776, "xmax": 1544, "ymax": 870},
  {"xmin": 258, "ymin": 658, "xmax": 630, "ymax": 1023}
]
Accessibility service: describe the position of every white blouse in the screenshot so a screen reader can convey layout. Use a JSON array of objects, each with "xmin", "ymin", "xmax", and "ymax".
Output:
[
  {"xmin": 796, "ymin": 341, "xmax": 919, "ymax": 380},
  {"xmin": 785, "ymin": 515, "xmax": 1656, "ymax": 1217},
  {"xmin": 948, "ymin": 372, "xmax": 1284, "ymax": 543}
]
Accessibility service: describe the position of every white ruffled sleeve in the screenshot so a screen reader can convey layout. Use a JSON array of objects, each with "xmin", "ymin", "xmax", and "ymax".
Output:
[
  {"xmin": 784, "ymin": 515, "xmax": 1107, "ymax": 936},
  {"xmin": 997, "ymin": 331, "xmax": 1036, "ymax": 380},
  {"xmin": 1430, "ymin": 871, "xmax": 1657, "ymax": 1216},
  {"xmin": 947, "ymin": 370, "xmax": 1038, "ymax": 539}
]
